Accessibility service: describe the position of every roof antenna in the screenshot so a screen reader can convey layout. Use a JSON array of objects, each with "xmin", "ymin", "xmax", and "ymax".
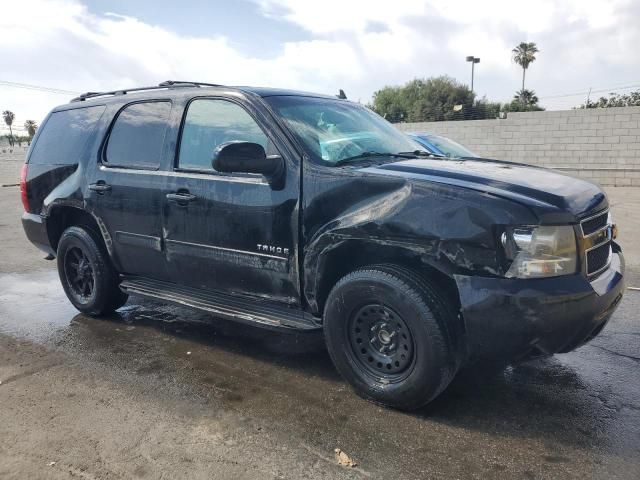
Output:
[{"xmin": 337, "ymin": 89, "xmax": 347, "ymax": 99}]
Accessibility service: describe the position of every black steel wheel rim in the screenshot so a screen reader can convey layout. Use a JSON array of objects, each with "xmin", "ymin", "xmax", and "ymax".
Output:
[
  {"xmin": 64, "ymin": 246, "xmax": 95, "ymax": 303},
  {"xmin": 347, "ymin": 304, "xmax": 416, "ymax": 380}
]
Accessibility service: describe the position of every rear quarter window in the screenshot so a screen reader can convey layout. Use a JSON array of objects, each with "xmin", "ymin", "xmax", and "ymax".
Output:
[{"xmin": 28, "ymin": 105, "xmax": 106, "ymax": 165}]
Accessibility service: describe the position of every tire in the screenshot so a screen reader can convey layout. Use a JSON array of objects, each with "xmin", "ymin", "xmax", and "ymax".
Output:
[
  {"xmin": 323, "ymin": 265, "xmax": 459, "ymax": 410},
  {"xmin": 57, "ymin": 226, "xmax": 128, "ymax": 316}
]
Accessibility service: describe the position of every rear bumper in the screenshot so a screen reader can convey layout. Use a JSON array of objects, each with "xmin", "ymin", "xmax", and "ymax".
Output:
[
  {"xmin": 455, "ymin": 245, "xmax": 625, "ymax": 361},
  {"xmin": 22, "ymin": 212, "xmax": 55, "ymax": 256}
]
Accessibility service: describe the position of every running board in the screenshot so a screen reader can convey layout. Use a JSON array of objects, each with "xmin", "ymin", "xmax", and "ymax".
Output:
[{"xmin": 120, "ymin": 277, "xmax": 321, "ymax": 331}]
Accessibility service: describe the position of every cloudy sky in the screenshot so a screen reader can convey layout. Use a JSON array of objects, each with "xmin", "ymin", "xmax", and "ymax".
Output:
[{"xmin": 1, "ymin": 0, "xmax": 639, "ymax": 133}]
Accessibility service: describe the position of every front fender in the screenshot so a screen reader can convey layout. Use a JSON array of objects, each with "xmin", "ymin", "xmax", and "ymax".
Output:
[{"xmin": 301, "ymin": 168, "xmax": 539, "ymax": 313}]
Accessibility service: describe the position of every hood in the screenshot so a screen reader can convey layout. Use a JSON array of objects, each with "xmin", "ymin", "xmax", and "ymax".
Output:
[{"xmin": 364, "ymin": 158, "xmax": 607, "ymax": 223}]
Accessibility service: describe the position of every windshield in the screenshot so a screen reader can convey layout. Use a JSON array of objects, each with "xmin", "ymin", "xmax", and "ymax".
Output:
[
  {"xmin": 265, "ymin": 96, "xmax": 421, "ymax": 166},
  {"xmin": 413, "ymin": 134, "xmax": 477, "ymax": 158}
]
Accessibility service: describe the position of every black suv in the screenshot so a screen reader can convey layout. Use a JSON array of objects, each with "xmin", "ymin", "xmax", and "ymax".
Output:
[{"xmin": 21, "ymin": 81, "xmax": 625, "ymax": 409}]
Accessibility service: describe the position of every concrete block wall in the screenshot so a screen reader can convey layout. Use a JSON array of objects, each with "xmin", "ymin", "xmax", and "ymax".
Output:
[{"xmin": 395, "ymin": 106, "xmax": 640, "ymax": 187}]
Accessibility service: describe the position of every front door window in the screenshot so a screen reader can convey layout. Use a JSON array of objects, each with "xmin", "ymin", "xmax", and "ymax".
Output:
[{"xmin": 178, "ymin": 99, "xmax": 269, "ymax": 172}]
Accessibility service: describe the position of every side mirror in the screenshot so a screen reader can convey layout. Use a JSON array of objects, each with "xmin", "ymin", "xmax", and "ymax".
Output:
[{"xmin": 212, "ymin": 141, "xmax": 283, "ymax": 181}]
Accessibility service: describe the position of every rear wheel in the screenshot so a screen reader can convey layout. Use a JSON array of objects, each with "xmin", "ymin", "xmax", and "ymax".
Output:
[
  {"xmin": 323, "ymin": 265, "xmax": 458, "ymax": 410},
  {"xmin": 57, "ymin": 226, "xmax": 128, "ymax": 316}
]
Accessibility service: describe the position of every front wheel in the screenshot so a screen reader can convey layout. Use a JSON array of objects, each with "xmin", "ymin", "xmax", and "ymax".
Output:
[
  {"xmin": 57, "ymin": 226, "xmax": 128, "ymax": 316},
  {"xmin": 323, "ymin": 265, "xmax": 458, "ymax": 410}
]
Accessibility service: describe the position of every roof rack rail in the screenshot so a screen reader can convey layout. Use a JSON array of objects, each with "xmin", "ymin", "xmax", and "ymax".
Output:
[
  {"xmin": 70, "ymin": 80, "xmax": 223, "ymax": 103},
  {"xmin": 158, "ymin": 80, "xmax": 223, "ymax": 88}
]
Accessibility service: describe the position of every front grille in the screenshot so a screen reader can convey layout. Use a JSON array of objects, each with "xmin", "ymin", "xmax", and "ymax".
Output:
[
  {"xmin": 581, "ymin": 211, "xmax": 608, "ymax": 236},
  {"xmin": 580, "ymin": 208, "xmax": 613, "ymax": 277},
  {"xmin": 586, "ymin": 242, "xmax": 611, "ymax": 275}
]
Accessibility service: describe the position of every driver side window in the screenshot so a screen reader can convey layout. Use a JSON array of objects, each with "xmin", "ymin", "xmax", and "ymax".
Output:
[{"xmin": 178, "ymin": 99, "xmax": 269, "ymax": 172}]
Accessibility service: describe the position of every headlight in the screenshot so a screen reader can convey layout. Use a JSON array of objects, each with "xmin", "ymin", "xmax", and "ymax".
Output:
[{"xmin": 501, "ymin": 225, "xmax": 577, "ymax": 278}]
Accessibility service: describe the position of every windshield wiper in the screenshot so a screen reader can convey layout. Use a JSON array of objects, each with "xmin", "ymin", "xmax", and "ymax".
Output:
[
  {"xmin": 398, "ymin": 150, "xmax": 448, "ymax": 158},
  {"xmin": 334, "ymin": 151, "xmax": 415, "ymax": 166}
]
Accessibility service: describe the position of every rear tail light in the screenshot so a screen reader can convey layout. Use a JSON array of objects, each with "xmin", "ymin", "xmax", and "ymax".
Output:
[{"xmin": 20, "ymin": 164, "xmax": 30, "ymax": 212}]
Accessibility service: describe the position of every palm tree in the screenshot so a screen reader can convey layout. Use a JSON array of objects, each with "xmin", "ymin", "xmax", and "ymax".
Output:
[
  {"xmin": 24, "ymin": 120, "xmax": 38, "ymax": 141},
  {"xmin": 514, "ymin": 89, "xmax": 539, "ymax": 106},
  {"xmin": 512, "ymin": 42, "xmax": 539, "ymax": 95},
  {"xmin": 2, "ymin": 110, "xmax": 15, "ymax": 147}
]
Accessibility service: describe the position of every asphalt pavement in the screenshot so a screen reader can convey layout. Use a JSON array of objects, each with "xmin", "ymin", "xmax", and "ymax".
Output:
[{"xmin": 0, "ymin": 151, "xmax": 638, "ymax": 479}]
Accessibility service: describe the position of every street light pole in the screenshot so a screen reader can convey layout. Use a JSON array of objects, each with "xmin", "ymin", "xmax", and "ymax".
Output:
[{"xmin": 466, "ymin": 56, "xmax": 480, "ymax": 92}]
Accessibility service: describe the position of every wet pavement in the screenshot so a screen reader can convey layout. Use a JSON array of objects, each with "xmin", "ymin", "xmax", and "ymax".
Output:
[
  {"xmin": 1, "ymin": 267, "xmax": 639, "ymax": 479},
  {"xmin": 1, "ymin": 180, "xmax": 640, "ymax": 478}
]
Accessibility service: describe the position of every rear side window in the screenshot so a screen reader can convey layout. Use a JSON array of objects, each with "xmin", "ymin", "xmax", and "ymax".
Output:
[
  {"xmin": 28, "ymin": 105, "xmax": 106, "ymax": 165},
  {"xmin": 178, "ymin": 99, "xmax": 268, "ymax": 171},
  {"xmin": 105, "ymin": 101, "xmax": 171, "ymax": 169}
]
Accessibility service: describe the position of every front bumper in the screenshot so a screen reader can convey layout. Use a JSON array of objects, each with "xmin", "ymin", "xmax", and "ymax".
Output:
[
  {"xmin": 455, "ymin": 245, "xmax": 625, "ymax": 361},
  {"xmin": 22, "ymin": 212, "xmax": 55, "ymax": 256}
]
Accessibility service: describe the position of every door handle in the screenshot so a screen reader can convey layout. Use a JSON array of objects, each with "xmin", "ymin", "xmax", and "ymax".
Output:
[
  {"xmin": 166, "ymin": 192, "xmax": 197, "ymax": 204},
  {"xmin": 88, "ymin": 182, "xmax": 112, "ymax": 194}
]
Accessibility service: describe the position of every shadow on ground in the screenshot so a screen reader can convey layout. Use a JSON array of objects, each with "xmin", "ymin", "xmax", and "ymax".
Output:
[
  {"xmin": 1, "ymin": 269, "xmax": 639, "ymax": 480},
  {"xmin": 59, "ymin": 294, "xmax": 632, "ymax": 453}
]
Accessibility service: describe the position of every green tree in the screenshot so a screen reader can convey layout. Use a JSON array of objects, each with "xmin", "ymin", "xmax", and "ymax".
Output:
[
  {"xmin": 513, "ymin": 89, "xmax": 539, "ymax": 106},
  {"xmin": 371, "ymin": 76, "xmax": 475, "ymax": 122},
  {"xmin": 24, "ymin": 120, "xmax": 38, "ymax": 141},
  {"xmin": 504, "ymin": 89, "xmax": 544, "ymax": 112},
  {"xmin": 580, "ymin": 90, "xmax": 640, "ymax": 108},
  {"xmin": 370, "ymin": 86, "xmax": 407, "ymax": 123},
  {"xmin": 2, "ymin": 110, "xmax": 15, "ymax": 147},
  {"xmin": 512, "ymin": 42, "xmax": 539, "ymax": 95},
  {"xmin": 471, "ymin": 97, "xmax": 503, "ymax": 120}
]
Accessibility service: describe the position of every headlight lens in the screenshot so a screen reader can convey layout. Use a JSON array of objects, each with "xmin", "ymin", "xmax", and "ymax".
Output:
[{"xmin": 502, "ymin": 225, "xmax": 577, "ymax": 278}]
